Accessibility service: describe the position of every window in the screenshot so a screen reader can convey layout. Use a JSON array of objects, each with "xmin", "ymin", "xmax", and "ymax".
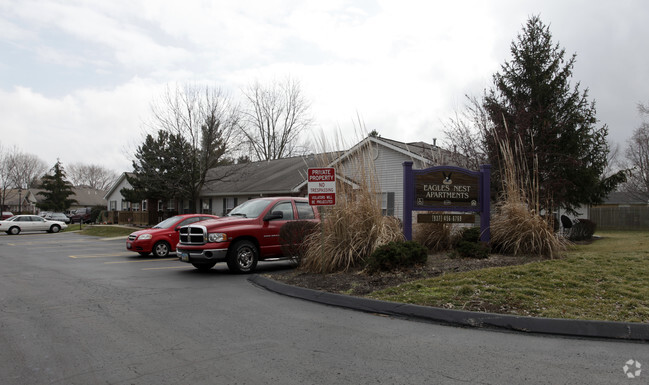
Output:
[
  {"xmin": 380, "ymin": 192, "xmax": 395, "ymax": 216},
  {"xmin": 178, "ymin": 217, "xmax": 202, "ymax": 227},
  {"xmin": 271, "ymin": 202, "xmax": 294, "ymax": 220},
  {"xmin": 142, "ymin": 200, "xmax": 147, "ymax": 212},
  {"xmin": 296, "ymin": 201, "xmax": 315, "ymax": 219},
  {"xmin": 132, "ymin": 202, "xmax": 140, "ymax": 211},
  {"xmin": 158, "ymin": 200, "xmax": 164, "ymax": 211},
  {"xmin": 223, "ymin": 197, "xmax": 238, "ymax": 215},
  {"xmin": 110, "ymin": 201, "xmax": 117, "ymax": 211},
  {"xmin": 121, "ymin": 200, "xmax": 130, "ymax": 211}
]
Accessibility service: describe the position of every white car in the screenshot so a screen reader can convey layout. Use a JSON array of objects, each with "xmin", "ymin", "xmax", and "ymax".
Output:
[{"xmin": 0, "ymin": 215, "xmax": 68, "ymax": 235}]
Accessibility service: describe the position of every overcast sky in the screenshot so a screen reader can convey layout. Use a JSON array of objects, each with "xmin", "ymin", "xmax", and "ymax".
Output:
[{"xmin": 1, "ymin": 0, "xmax": 648, "ymax": 174}]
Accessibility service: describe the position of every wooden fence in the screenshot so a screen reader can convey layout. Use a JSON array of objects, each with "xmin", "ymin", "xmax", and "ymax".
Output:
[{"xmin": 589, "ymin": 206, "xmax": 649, "ymax": 230}]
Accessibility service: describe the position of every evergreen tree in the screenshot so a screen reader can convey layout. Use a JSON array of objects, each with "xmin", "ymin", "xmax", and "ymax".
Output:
[
  {"xmin": 123, "ymin": 130, "xmax": 191, "ymax": 205},
  {"xmin": 483, "ymin": 16, "xmax": 624, "ymax": 214},
  {"xmin": 37, "ymin": 161, "xmax": 77, "ymax": 211}
]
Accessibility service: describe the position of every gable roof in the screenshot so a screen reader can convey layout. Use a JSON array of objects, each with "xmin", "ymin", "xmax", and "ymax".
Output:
[
  {"xmin": 201, "ymin": 154, "xmax": 332, "ymax": 197},
  {"xmin": 30, "ymin": 187, "xmax": 107, "ymax": 206},
  {"xmin": 72, "ymin": 186, "xmax": 108, "ymax": 206},
  {"xmin": 329, "ymin": 136, "xmax": 455, "ymax": 168},
  {"xmin": 2, "ymin": 189, "xmax": 33, "ymax": 205},
  {"xmin": 103, "ymin": 172, "xmax": 133, "ymax": 200}
]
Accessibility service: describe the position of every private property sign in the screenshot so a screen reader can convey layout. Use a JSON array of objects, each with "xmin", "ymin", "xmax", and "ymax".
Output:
[{"xmin": 308, "ymin": 167, "xmax": 336, "ymax": 206}]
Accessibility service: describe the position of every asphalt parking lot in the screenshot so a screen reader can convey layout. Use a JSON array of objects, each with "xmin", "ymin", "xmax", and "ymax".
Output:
[{"xmin": 1, "ymin": 232, "xmax": 647, "ymax": 384}]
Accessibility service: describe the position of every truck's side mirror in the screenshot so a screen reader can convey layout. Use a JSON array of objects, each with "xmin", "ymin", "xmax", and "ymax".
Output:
[{"xmin": 263, "ymin": 211, "xmax": 283, "ymax": 221}]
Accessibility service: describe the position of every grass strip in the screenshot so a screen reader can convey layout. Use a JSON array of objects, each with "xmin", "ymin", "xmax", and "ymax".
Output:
[
  {"xmin": 368, "ymin": 231, "xmax": 649, "ymax": 323},
  {"xmin": 65, "ymin": 224, "xmax": 135, "ymax": 237}
]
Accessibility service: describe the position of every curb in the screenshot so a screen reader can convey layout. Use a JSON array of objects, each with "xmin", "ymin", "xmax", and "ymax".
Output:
[{"xmin": 249, "ymin": 275, "xmax": 649, "ymax": 342}]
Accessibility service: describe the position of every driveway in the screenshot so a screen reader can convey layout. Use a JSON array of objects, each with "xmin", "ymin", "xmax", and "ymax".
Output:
[{"xmin": 0, "ymin": 232, "xmax": 646, "ymax": 384}]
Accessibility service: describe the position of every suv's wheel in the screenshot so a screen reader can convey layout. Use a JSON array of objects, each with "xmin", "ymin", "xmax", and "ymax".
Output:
[
  {"xmin": 152, "ymin": 241, "xmax": 170, "ymax": 258},
  {"xmin": 49, "ymin": 224, "xmax": 61, "ymax": 233},
  {"xmin": 192, "ymin": 262, "xmax": 216, "ymax": 271},
  {"xmin": 227, "ymin": 240, "xmax": 258, "ymax": 273},
  {"xmin": 8, "ymin": 226, "xmax": 20, "ymax": 235}
]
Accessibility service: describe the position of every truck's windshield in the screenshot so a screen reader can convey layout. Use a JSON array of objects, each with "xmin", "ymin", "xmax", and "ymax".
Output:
[{"xmin": 227, "ymin": 199, "xmax": 272, "ymax": 218}]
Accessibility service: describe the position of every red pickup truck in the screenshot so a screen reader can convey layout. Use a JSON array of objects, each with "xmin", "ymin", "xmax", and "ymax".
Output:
[{"xmin": 177, "ymin": 197, "xmax": 320, "ymax": 273}]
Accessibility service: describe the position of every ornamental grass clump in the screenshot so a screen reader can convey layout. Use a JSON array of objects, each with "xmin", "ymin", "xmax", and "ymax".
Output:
[
  {"xmin": 489, "ymin": 128, "xmax": 567, "ymax": 258},
  {"xmin": 300, "ymin": 131, "xmax": 404, "ymax": 273},
  {"xmin": 413, "ymin": 221, "xmax": 454, "ymax": 252}
]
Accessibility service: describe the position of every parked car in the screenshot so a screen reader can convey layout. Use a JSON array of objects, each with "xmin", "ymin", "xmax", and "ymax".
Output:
[
  {"xmin": 0, "ymin": 214, "xmax": 68, "ymax": 235},
  {"xmin": 126, "ymin": 214, "xmax": 219, "ymax": 257},
  {"xmin": 177, "ymin": 197, "xmax": 320, "ymax": 273},
  {"xmin": 1, "ymin": 212, "xmax": 13, "ymax": 220},
  {"xmin": 69, "ymin": 207, "xmax": 92, "ymax": 224},
  {"xmin": 44, "ymin": 212, "xmax": 71, "ymax": 224}
]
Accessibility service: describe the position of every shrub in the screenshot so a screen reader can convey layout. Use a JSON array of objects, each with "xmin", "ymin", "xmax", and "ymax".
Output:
[
  {"xmin": 366, "ymin": 240, "xmax": 428, "ymax": 272},
  {"xmin": 90, "ymin": 205, "xmax": 104, "ymax": 223},
  {"xmin": 454, "ymin": 226, "xmax": 481, "ymax": 244},
  {"xmin": 568, "ymin": 219, "xmax": 597, "ymax": 241},
  {"xmin": 451, "ymin": 227, "xmax": 490, "ymax": 259},
  {"xmin": 279, "ymin": 221, "xmax": 320, "ymax": 265}
]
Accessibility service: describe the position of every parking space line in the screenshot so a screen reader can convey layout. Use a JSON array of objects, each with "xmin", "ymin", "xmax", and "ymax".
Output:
[
  {"xmin": 69, "ymin": 252, "xmax": 134, "ymax": 259},
  {"xmin": 141, "ymin": 266, "xmax": 190, "ymax": 270},
  {"xmin": 4, "ymin": 238, "xmax": 104, "ymax": 247},
  {"xmin": 104, "ymin": 258, "xmax": 178, "ymax": 264}
]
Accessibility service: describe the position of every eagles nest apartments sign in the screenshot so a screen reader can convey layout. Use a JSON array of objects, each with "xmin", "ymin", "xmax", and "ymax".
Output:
[{"xmin": 403, "ymin": 162, "xmax": 491, "ymax": 242}]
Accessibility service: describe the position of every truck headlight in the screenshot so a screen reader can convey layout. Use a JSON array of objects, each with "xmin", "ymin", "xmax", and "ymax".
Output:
[
  {"xmin": 138, "ymin": 234, "xmax": 152, "ymax": 240},
  {"xmin": 208, "ymin": 233, "xmax": 227, "ymax": 243}
]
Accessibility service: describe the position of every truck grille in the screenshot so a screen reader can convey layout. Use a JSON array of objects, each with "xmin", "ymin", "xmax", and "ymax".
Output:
[{"xmin": 179, "ymin": 225, "xmax": 207, "ymax": 245}]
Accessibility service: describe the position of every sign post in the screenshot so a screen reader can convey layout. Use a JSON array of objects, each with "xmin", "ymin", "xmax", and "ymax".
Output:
[{"xmin": 308, "ymin": 168, "xmax": 336, "ymax": 206}]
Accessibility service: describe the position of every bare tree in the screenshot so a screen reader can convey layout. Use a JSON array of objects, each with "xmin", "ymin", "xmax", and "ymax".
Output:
[
  {"xmin": 9, "ymin": 151, "xmax": 48, "ymax": 189},
  {"xmin": 67, "ymin": 163, "xmax": 119, "ymax": 190},
  {"xmin": 240, "ymin": 77, "xmax": 313, "ymax": 161},
  {"xmin": 0, "ymin": 145, "xmax": 47, "ymax": 211},
  {"xmin": 623, "ymin": 103, "xmax": 649, "ymax": 201},
  {"xmin": 0, "ymin": 143, "xmax": 12, "ymax": 211},
  {"xmin": 0, "ymin": 145, "xmax": 47, "ymax": 189},
  {"xmin": 441, "ymin": 95, "xmax": 490, "ymax": 170}
]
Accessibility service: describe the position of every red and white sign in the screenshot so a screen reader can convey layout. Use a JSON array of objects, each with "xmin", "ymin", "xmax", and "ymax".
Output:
[{"xmin": 308, "ymin": 167, "xmax": 336, "ymax": 206}]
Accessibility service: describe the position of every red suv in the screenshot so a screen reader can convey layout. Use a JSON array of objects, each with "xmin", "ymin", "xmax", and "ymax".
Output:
[
  {"xmin": 127, "ymin": 214, "xmax": 218, "ymax": 257},
  {"xmin": 177, "ymin": 197, "xmax": 319, "ymax": 272}
]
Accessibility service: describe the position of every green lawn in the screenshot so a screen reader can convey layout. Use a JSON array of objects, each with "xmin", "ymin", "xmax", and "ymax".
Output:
[
  {"xmin": 368, "ymin": 231, "xmax": 649, "ymax": 323},
  {"xmin": 64, "ymin": 224, "xmax": 135, "ymax": 237}
]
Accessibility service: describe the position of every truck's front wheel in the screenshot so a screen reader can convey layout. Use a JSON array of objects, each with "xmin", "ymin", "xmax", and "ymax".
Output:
[{"xmin": 227, "ymin": 240, "xmax": 258, "ymax": 273}]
